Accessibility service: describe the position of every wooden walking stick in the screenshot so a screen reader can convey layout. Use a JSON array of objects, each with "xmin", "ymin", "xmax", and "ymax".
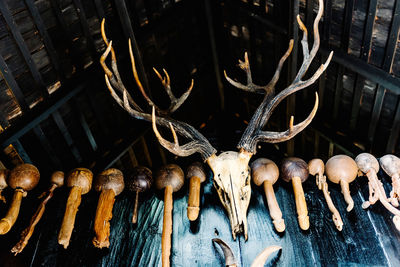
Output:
[
  {"xmin": 186, "ymin": 162, "xmax": 206, "ymax": 221},
  {"xmin": 11, "ymin": 171, "xmax": 64, "ymax": 255},
  {"xmin": 0, "ymin": 169, "xmax": 9, "ymax": 203},
  {"xmin": 0, "ymin": 164, "xmax": 40, "ymax": 235},
  {"xmin": 155, "ymin": 164, "xmax": 184, "ymax": 267},
  {"xmin": 325, "ymin": 155, "xmax": 358, "ymax": 212},
  {"xmin": 356, "ymin": 153, "xmax": 400, "ymax": 231},
  {"xmin": 308, "ymin": 159, "xmax": 343, "ymax": 231},
  {"xmin": 379, "ymin": 154, "xmax": 400, "ymax": 207},
  {"xmin": 251, "ymin": 158, "xmax": 285, "ymax": 232},
  {"xmin": 58, "ymin": 168, "xmax": 93, "ymax": 249},
  {"xmin": 125, "ymin": 166, "xmax": 153, "ymax": 224},
  {"xmin": 281, "ymin": 157, "xmax": 310, "ymax": 230},
  {"xmin": 93, "ymin": 168, "xmax": 124, "ymax": 248}
]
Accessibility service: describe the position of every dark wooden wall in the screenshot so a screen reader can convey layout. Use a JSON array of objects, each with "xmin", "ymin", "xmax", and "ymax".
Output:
[{"xmin": 1, "ymin": 0, "xmax": 400, "ymax": 266}]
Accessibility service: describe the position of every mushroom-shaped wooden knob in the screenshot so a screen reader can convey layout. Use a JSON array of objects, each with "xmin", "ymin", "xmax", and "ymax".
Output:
[
  {"xmin": 281, "ymin": 157, "xmax": 309, "ymax": 230},
  {"xmin": 186, "ymin": 162, "xmax": 206, "ymax": 221},
  {"xmin": 0, "ymin": 164, "xmax": 40, "ymax": 235},
  {"xmin": 325, "ymin": 155, "xmax": 358, "ymax": 212},
  {"xmin": 155, "ymin": 164, "xmax": 184, "ymax": 267},
  {"xmin": 92, "ymin": 168, "xmax": 124, "ymax": 248},
  {"xmin": 125, "ymin": 166, "xmax": 153, "ymax": 224},
  {"xmin": 58, "ymin": 168, "xmax": 93, "ymax": 249},
  {"xmin": 379, "ymin": 154, "xmax": 400, "ymax": 207},
  {"xmin": 308, "ymin": 159, "xmax": 343, "ymax": 231},
  {"xmin": 0, "ymin": 169, "xmax": 9, "ymax": 203},
  {"xmin": 251, "ymin": 158, "xmax": 285, "ymax": 232},
  {"xmin": 356, "ymin": 153, "xmax": 400, "ymax": 231},
  {"xmin": 11, "ymin": 171, "xmax": 64, "ymax": 255}
]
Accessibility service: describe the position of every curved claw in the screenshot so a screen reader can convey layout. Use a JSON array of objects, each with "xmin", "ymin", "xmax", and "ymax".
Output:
[
  {"xmin": 250, "ymin": 245, "xmax": 282, "ymax": 267},
  {"xmin": 212, "ymin": 238, "xmax": 237, "ymax": 267}
]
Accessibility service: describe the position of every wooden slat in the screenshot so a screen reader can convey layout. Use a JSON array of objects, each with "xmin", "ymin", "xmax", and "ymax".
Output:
[
  {"xmin": 386, "ymin": 100, "xmax": 400, "ymax": 152},
  {"xmin": 32, "ymin": 125, "xmax": 61, "ymax": 168},
  {"xmin": 71, "ymin": 98, "xmax": 98, "ymax": 152},
  {"xmin": 94, "ymin": 0, "xmax": 105, "ymax": 20},
  {"xmin": 322, "ymin": 0, "xmax": 332, "ymax": 43},
  {"xmin": 332, "ymin": 65, "xmax": 344, "ymax": 121},
  {"xmin": 0, "ymin": 1, "xmax": 46, "ymax": 92},
  {"xmin": 11, "ymin": 139, "xmax": 31, "ymax": 164},
  {"xmin": 72, "ymin": 0, "xmax": 97, "ymax": 56},
  {"xmin": 205, "ymin": 0, "xmax": 225, "ymax": 110},
  {"xmin": 51, "ymin": 110, "xmax": 82, "ymax": 163},
  {"xmin": 305, "ymin": 0, "xmax": 313, "ymax": 34},
  {"xmin": 349, "ymin": 0, "xmax": 378, "ymax": 130},
  {"xmin": 140, "ymin": 136, "xmax": 152, "ymax": 167},
  {"xmin": 341, "ymin": 0, "xmax": 354, "ymax": 52},
  {"xmin": 127, "ymin": 147, "xmax": 138, "ymax": 167},
  {"xmin": 0, "ymin": 53, "xmax": 29, "ymax": 111},
  {"xmin": 367, "ymin": 0, "xmax": 400, "ymax": 144},
  {"xmin": 286, "ymin": 0, "xmax": 299, "ymax": 156},
  {"xmin": 51, "ymin": 0, "xmax": 84, "ymax": 71},
  {"xmin": 360, "ymin": 0, "xmax": 378, "ymax": 60},
  {"xmin": 114, "ymin": 0, "xmax": 150, "ymax": 94},
  {"xmin": 367, "ymin": 86, "xmax": 386, "ymax": 142},
  {"xmin": 24, "ymin": 0, "xmax": 63, "ymax": 78},
  {"xmin": 332, "ymin": 0, "xmax": 354, "ymax": 122},
  {"xmin": 0, "ymin": 81, "xmax": 85, "ymax": 149}
]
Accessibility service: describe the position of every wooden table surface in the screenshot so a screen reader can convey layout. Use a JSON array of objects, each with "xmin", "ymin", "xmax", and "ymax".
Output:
[{"xmin": 0, "ymin": 163, "xmax": 400, "ymax": 266}]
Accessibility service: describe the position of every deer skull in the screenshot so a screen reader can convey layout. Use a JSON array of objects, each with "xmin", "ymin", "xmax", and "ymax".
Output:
[
  {"xmin": 100, "ymin": 0, "xmax": 332, "ymax": 241},
  {"xmin": 207, "ymin": 151, "xmax": 252, "ymax": 240}
]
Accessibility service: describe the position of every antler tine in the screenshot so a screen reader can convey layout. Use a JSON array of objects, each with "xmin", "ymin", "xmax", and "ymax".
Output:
[
  {"xmin": 224, "ymin": 40, "xmax": 293, "ymax": 96},
  {"xmin": 105, "ymin": 73, "xmax": 216, "ymax": 160},
  {"xmin": 236, "ymin": 0, "xmax": 333, "ymax": 154},
  {"xmin": 101, "ymin": 22, "xmax": 217, "ymax": 161},
  {"xmin": 100, "ymin": 20, "xmax": 143, "ymax": 112},
  {"xmin": 153, "ymin": 68, "xmax": 194, "ymax": 113},
  {"xmin": 257, "ymin": 92, "xmax": 318, "ymax": 143},
  {"xmin": 151, "ymin": 107, "xmax": 207, "ymax": 157}
]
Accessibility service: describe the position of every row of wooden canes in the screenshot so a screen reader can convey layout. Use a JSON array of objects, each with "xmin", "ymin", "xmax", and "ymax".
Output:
[{"xmin": 0, "ymin": 153, "xmax": 399, "ymax": 264}]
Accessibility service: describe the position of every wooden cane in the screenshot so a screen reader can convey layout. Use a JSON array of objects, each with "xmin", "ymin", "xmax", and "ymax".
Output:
[{"xmin": 155, "ymin": 164, "xmax": 184, "ymax": 267}]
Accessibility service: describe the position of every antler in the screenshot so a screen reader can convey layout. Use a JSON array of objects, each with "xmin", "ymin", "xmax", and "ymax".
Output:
[
  {"xmin": 225, "ymin": 0, "xmax": 333, "ymax": 154},
  {"xmin": 100, "ymin": 19, "xmax": 216, "ymax": 160}
]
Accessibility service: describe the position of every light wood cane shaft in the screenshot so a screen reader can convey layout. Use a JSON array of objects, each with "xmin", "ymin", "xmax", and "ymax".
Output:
[
  {"xmin": 187, "ymin": 176, "xmax": 201, "ymax": 221},
  {"xmin": 132, "ymin": 190, "xmax": 140, "ymax": 224},
  {"xmin": 321, "ymin": 182, "xmax": 343, "ymax": 231},
  {"xmin": 58, "ymin": 186, "xmax": 82, "ymax": 249},
  {"xmin": 93, "ymin": 189, "xmax": 116, "ymax": 248},
  {"xmin": 263, "ymin": 181, "xmax": 285, "ymax": 232},
  {"xmin": 11, "ymin": 184, "xmax": 57, "ymax": 255},
  {"xmin": 162, "ymin": 185, "xmax": 173, "ymax": 267},
  {"xmin": 340, "ymin": 180, "xmax": 353, "ymax": 212},
  {"xmin": 292, "ymin": 177, "xmax": 309, "ymax": 230},
  {"xmin": 0, "ymin": 189, "xmax": 24, "ymax": 234}
]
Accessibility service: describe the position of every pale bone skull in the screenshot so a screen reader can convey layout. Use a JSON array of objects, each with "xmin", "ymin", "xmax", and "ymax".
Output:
[{"xmin": 207, "ymin": 151, "xmax": 252, "ymax": 240}]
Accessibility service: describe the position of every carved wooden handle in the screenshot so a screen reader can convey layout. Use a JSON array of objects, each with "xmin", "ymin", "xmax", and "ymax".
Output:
[
  {"xmin": 321, "ymin": 182, "xmax": 343, "ymax": 231},
  {"xmin": 162, "ymin": 185, "xmax": 173, "ymax": 267},
  {"xmin": 11, "ymin": 184, "xmax": 57, "ymax": 255},
  {"xmin": 340, "ymin": 180, "xmax": 353, "ymax": 212},
  {"xmin": 187, "ymin": 176, "xmax": 201, "ymax": 221},
  {"xmin": 93, "ymin": 189, "xmax": 115, "ymax": 248},
  {"xmin": 58, "ymin": 186, "xmax": 82, "ymax": 249},
  {"xmin": 263, "ymin": 181, "xmax": 285, "ymax": 232},
  {"xmin": 0, "ymin": 189, "xmax": 25, "ymax": 235},
  {"xmin": 292, "ymin": 177, "xmax": 309, "ymax": 230},
  {"xmin": 132, "ymin": 191, "xmax": 140, "ymax": 224}
]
